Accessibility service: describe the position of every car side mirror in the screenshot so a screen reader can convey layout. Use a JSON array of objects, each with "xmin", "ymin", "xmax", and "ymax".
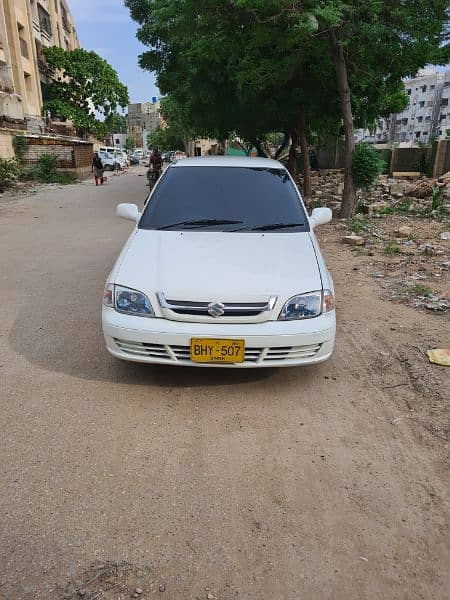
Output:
[
  {"xmin": 116, "ymin": 203, "xmax": 140, "ymax": 222},
  {"xmin": 310, "ymin": 207, "xmax": 332, "ymax": 228}
]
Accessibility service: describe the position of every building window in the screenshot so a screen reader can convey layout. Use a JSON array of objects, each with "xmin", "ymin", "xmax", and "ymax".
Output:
[
  {"xmin": 417, "ymin": 116, "xmax": 423, "ymax": 123},
  {"xmin": 441, "ymin": 98, "xmax": 449, "ymax": 107},
  {"xmin": 19, "ymin": 37, "xmax": 29, "ymax": 59},
  {"xmin": 415, "ymin": 132, "xmax": 421, "ymax": 138},
  {"xmin": 38, "ymin": 5, "xmax": 52, "ymax": 37},
  {"xmin": 431, "ymin": 85, "xmax": 435, "ymax": 90},
  {"xmin": 402, "ymin": 118, "xmax": 408, "ymax": 125},
  {"xmin": 422, "ymin": 85, "xmax": 427, "ymax": 92},
  {"xmin": 419, "ymin": 101, "xmax": 425, "ymax": 108},
  {"xmin": 425, "ymin": 116, "xmax": 431, "ymax": 122},
  {"xmin": 444, "ymin": 81, "xmax": 450, "ymax": 88},
  {"xmin": 407, "ymin": 89, "xmax": 411, "ymax": 95},
  {"xmin": 61, "ymin": 4, "xmax": 71, "ymax": 34}
]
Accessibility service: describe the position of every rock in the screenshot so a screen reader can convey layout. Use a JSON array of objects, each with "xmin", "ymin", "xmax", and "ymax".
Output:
[
  {"xmin": 409, "ymin": 179, "xmax": 435, "ymax": 199},
  {"xmin": 395, "ymin": 225, "xmax": 412, "ymax": 238},
  {"xmin": 440, "ymin": 231, "xmax": 450, "ymax": 240},
  {"xmin": 135, "ymin": 589, "xmax": 143, "ymax": 595},
  {"xmin": 342, "ymin": 235, "xmax": 364, "ymax": 246},
  {"xmin": 368, "ymin": 202, "xmax": 389, "ymax": 214},
  {"xmin": 420, "ymin": 243, "xmax": 444, "ymax": 255},
  {"xmin": 390, "ymin": 182, "xmax": 412, "ymax": 195},
  {"xmin": 159, "ymin": 583, "xmax": 166, "ymax": 592},
  {"xmin": 207, "ymin": 595, "xmax": 215, "ymax": 600}
]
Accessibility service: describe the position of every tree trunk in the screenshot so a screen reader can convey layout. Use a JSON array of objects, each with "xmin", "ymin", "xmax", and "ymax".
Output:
[
  {"xmin": 274, "ymin": 131, "xmax": 290, "ymax": 160},
  {"xmin": 287, "ymin": 131, "xmax": 297, "ymax": 178},
  {"xmin": 329, "ymin": 27, "xmax": 356, "ymax": 219},
  {"xmin": 297, "ymin": 103, "xmax": 312, "ymax": 198},
  {"xmin": 251, "ymin": 138, "xmax": 269, "ymax": 158}
]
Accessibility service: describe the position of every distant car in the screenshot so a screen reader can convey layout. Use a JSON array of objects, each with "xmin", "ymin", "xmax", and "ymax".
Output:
[
  {"xmin": 102, "ymin": 157, "xmax": 336, "ymax": 368},
  {"xmin": 129, "ymin": 154, "xmax": 139, "ymax": 165},
  {"xmin": 98, "ymin": 151, "xmax": 118, "ymax": 171}
]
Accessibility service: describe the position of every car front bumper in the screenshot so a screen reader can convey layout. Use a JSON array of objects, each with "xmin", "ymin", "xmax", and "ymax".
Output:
[{"xmin": 102, "ymin": 308, "xmax": 336, "ymax": 368}]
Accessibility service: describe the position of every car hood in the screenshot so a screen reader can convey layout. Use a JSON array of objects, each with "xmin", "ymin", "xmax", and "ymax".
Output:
[{"xmin": 114, "ymin": 230, "xmax": 322, "ymax": 302}]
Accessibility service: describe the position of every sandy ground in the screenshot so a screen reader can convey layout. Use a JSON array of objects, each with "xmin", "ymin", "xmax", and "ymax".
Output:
[{"xmin": 0, "ymin": 166, "xmax": 448, "ymax": 600}]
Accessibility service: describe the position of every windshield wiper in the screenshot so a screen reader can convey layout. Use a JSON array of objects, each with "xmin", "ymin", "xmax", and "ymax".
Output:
[
  {"xmin": 155, "ymin": 219, "xmax": 243, "ymax": 230},
  {"xmin": 233, "ymin": 222, "xmax": 304, "ymax": 232}
]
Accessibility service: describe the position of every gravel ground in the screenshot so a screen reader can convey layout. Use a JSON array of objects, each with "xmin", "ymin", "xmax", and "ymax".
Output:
[{"xmin": 0, "ymin": 166, "xmax": 448, "ymax": 600}]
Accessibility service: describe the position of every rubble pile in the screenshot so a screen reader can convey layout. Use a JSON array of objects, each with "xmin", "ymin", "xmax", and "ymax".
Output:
[
  {"xmin": 302, "ymin": 170, "xmax": 450, "ymax": 314},
  {"xmin": 298, "ymin": 169, "xmax": 450, "ymax": 218}
]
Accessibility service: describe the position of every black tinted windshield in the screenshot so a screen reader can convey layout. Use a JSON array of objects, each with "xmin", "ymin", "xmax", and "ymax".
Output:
[{"xmin": 139, "ymin": 166, "xmax": 309, "ymax": 232}]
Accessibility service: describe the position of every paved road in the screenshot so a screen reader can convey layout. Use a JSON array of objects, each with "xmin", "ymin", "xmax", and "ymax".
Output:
[{"xmin": 0, "ymin": 167, "xmax": 448, "ymax": 599}]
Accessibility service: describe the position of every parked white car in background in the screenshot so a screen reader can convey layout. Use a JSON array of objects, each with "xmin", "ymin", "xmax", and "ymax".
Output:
[{"xmin": 102, "ymin": 157, "xmax": 335, "ymax": 367}]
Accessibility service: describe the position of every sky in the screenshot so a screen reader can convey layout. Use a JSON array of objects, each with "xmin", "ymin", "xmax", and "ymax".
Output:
[{"xmin": 68, "ymin": 0, "xmax": 159, "ymax": 106}]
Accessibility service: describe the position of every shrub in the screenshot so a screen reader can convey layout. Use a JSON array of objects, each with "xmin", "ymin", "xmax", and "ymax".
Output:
[
  {"xmin": 384, "ymin": 242, "xmax": 401, "ymax": 256},
  {"xmin": 408, "ymin": 284, "xmax": 431, "ymax": 297},
  {"xmin": 35, "ymin": 153, "xmax": 58, "ymax": 182},
  {"xmin": 352, "ymin": 143, "xmax": 386, "ymax": 191},
  {"xmin": 12, "ymin": 135, "xmax": 27, "ymax": 163},
  {"xmin": 0, "ymin": 158, "xmax": 19, "ymax": 192}
]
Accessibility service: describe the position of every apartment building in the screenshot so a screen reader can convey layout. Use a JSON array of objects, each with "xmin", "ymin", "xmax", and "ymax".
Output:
[
  {"xmin": 0, "ymin": 0, "xmax": 79, "ymax": 129},
  {"xmin": 127, "ymin": 100, "xmax": 161, "ymax": 148},
  {"xmin": 356, "ymin": 69, "xmax": 450, "ymax": 146}
]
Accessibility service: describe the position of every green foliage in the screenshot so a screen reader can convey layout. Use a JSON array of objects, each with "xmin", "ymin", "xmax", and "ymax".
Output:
[
  {"xmin": 408, "ymin": 284, "xmax": 431, "ymax": 297},
  {"xmin": 147, "ymin": 126, "xmax": 184, "ymax": 153},
  {"xmin": 104, "ymin": 112, "xmax": 127, "ymax": 134},
  {"xmin": 34, "ymin": 154, "xmax": 76, "ymax": 184},
  {"xmin": 0, "ymin": 158, "xmax": 19, "ymax": 192},
  {"xmin": 12, "ymin": 136, "xmax": 27, "ymax": 163},
  {"xmin": 352, "ymin": 144, "xmax": 385, "ymax": 191},
  {"xmin": 384, "ymin": 243, "xmax": 401, "ymax": 256},
  {"xmin": 348, "ymin": 217, "xmax": 368, "ymax": 234},
  {"xmin": 124, "ymin": 137, "xmax": 134, "ymax": 152},
  {"xmin": 42, "ymin": 47, "xmax": 129, "ymax": 137}
]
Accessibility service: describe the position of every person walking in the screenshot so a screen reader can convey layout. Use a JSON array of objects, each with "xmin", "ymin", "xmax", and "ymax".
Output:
[{"xmin": 92, "ymin": 152, "xmax": 104, "ymax": 186}]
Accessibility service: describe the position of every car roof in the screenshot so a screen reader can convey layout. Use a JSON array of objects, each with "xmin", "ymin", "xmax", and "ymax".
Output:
[{"xmin": 171, "ymin": 156, "xmax": 284, "ymax": 169}]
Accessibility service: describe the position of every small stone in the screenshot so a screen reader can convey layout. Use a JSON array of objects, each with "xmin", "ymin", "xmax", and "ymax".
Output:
[
  {"xmin": 342, "ymin": 235, "xmax": 364, "ymax": 246},
  {"xmin": 135, "ymin": 589, "xmax": 143, "ymax": 595},
  {"xmin": 440, "ymin": 231, "xmax": 450, "ymax": 240},
  {"xmin": 368, "ymin": 202, "xmax": 389, "ymax": 214},
  {"xmin": 396, "ymin": 226, "xmax": 412, "ymax": 238},
  {"xmin": 159, "ymin": 583, "xmax": 166, "ymax": 592},
  {"xmin": 207, "ymin": 594, "xmax": 215, "ymax": 600}
]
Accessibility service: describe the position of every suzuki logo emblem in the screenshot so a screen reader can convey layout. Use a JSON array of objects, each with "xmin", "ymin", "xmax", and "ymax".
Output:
[{"xmin": 208, "ymin": 301, "xmax": 225, "ymax": 317}]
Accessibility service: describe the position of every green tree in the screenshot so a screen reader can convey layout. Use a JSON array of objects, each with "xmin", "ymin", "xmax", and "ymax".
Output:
[
  {"xmin": 124, "ymin": 137, "xmax": 134, "ymax": 152},
  {"xmin": 147, "ymin": 126, "xmax": 184, "ymax": 153},
  {"xmin": 126, "ymin": 0, "xmax": 449, "ymax": 215},
  {"xmin": 42, "ymin": 47, "xmax": 129, "ymax": 138},
  {"xmin": 104, "ymin": 112, "xmax": 127, "ymax": 134}
]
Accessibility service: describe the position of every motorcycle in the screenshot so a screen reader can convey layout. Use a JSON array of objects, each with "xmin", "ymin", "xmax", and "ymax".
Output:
[{"xmin": 146, "ymin": 165, "xmax": 161, "ymax": 189}]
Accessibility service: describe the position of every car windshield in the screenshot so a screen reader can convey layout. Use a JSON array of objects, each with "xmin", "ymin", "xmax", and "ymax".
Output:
[{"xmin": 139, "ymin": 166, "xmax": 309, "ymax": 232}]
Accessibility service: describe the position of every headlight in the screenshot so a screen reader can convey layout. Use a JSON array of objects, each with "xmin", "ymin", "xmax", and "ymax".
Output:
[
  {"xmin": 103, "ymin": 284, "xmax": 155, "ymax": 317},
  {"xmin": 278, "ymin": 289, "xmax": 334, "ymax": 320}
]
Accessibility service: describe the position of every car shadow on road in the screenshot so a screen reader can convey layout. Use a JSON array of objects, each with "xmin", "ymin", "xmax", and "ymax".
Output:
[{"xmin": 8, "ymin": 301, "xmax": 276, "ymax": 389}]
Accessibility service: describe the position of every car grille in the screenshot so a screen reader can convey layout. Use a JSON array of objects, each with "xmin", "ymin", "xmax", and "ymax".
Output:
[
  {"xmin": 113, "ymin": 339, "xmax": 321, "ymax": 364},
  {"xmin": 157, "ymin": 292, "xmax": 277, "ymax": 318}
]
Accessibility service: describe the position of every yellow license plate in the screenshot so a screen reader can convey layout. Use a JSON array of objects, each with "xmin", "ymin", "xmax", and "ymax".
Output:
[{"xmin": 190, "ymin": 338, "xmax": 245, "ymax": 363}]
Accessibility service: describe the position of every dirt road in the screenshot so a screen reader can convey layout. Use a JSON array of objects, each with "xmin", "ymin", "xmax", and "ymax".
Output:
[{"xmin": 0, "ymin": 168, "xmax": 448, "ymax": 599}]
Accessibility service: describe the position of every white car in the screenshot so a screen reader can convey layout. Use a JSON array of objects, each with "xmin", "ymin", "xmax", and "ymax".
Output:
[{"xmin": 102, "ymin": 157, "xmax": 336, "ymax": 367}]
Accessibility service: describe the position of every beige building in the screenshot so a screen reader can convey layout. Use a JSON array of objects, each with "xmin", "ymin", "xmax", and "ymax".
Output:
[
  {"xmin": 0, "ymin": 0, "xmax": 79, "ymax": 129},
  {"xmin": 127, "ymin": 101, "xmax": 161, "ymax": 148}
]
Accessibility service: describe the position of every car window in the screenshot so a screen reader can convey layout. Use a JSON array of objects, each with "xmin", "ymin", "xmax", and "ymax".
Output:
[{"xmin": 139, "ymin": 166, "xmax": 309, "ymax": 232}]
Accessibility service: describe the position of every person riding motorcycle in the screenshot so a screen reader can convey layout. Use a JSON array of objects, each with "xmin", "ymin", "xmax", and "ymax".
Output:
[{"xmin": 147, "ymin": 148, "xmax": 163, "ymax": 187}]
